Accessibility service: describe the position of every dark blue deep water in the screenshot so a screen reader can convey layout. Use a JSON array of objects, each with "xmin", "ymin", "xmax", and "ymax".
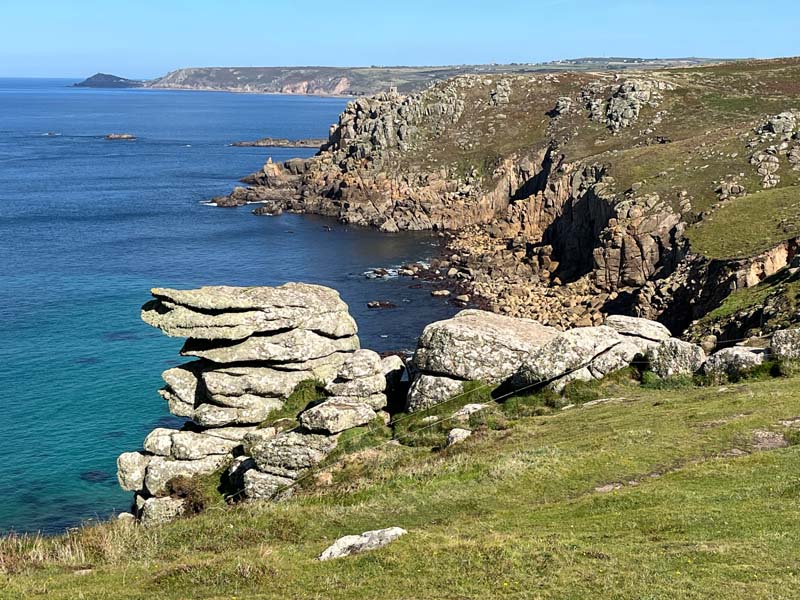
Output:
[{"xmin": 0, "ymin": 79, "xmax": 457, "ymax": 534}]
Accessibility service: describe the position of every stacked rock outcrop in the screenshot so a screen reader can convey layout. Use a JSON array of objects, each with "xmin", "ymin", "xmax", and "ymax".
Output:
[{"xmin": 117, "ymin": 284, "xmax": 394, "ymax": 524}]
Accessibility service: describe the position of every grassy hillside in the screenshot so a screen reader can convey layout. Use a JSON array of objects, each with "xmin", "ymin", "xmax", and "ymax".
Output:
[{"xmin": 4, "ymin": 369, "xmax": 800, "ymax": 599}]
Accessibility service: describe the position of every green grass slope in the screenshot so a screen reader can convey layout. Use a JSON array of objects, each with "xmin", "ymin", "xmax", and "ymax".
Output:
[{"xmin": 4, "ymin": 372, "xmax": 800, "ymax": 599}]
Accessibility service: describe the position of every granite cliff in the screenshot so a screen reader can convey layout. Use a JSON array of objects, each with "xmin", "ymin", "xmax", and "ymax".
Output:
[{"xmin": 219, "ymin": 57, "xmax": 800, "ymax": 339}]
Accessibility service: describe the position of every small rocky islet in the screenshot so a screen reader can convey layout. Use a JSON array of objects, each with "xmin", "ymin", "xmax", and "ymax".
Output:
[{"xmin": 117, "ymin": 282, "xmax": 800, "ymax": 527}]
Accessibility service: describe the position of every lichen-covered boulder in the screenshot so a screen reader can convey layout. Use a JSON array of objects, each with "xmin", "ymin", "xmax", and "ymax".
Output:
[
  {"xmin": 299, "ymin": 399, "xmax": 377, "ymax": 434},
  {"xmin": 170, "ymin": 431, "xmax": 242, "ymax": 460},
  {"xmin": 318, "ymin": 527, "xmax": 408, "ymax": 561},
  {"xmin": 515, "ymin": 326, "xmax": 624, "ymax": 391},
  {"xmin": 604, "ymin": 315, "xmax": 670, "ymax": 346},
  {"xmin": 772, "ymin": 329, "xmax": 800, "ymax": 361},
  {"xmin": 705, "ymin": 347, "xmax": 765, "ymax": 382},
  {"xmin": 446, "ymin": 428, "xmax": 472, "ymax": 447},
  {"xmin": 116, "ymin": 452, "xmax": 151, "ymax": 491},
  {"xmin": 413, "ymin": 310, "xmax": 557, "ymax": 382},
  {"xmin": 181, "ymin": 329, "xmax": 360, "ymax": 364},
  {"xmin": 243, "ymin": 469, "xmax": 294, "ymax": 500},
  {"xmin": 245, "ymin": 431, "xmax": 338, "ymax": 479},
  {"xmin": 646, "ymin": 338, "xmax": 706, "ymax": 378},
  {"xmin": 141, "ymin": 283, "xmax": 357, "ymax": 340},
  {"xmin": 143, "ymin": 455, "xmax": 228, "ymax": 497},
  {"xmin": 140, "ymin": 497, "xmax": 187, "ymax": 526},
  {"xmin": 406, "ymin": 374, "xmax": 465, "ymax": 412}
]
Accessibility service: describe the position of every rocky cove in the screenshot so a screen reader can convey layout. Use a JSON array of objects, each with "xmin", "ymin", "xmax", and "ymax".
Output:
[{"xmin": 212, "ymin": 63, "xmax": 800, "ymax": 341}]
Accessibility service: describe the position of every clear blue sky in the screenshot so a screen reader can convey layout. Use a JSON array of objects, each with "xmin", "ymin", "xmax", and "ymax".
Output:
[{"xmin": 2, "ymin": 0, "xmax": 798, "ymax": 78}]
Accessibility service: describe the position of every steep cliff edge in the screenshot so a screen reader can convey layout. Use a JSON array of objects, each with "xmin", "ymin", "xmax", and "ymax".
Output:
[{"xmin": 220, "ymin": 57, "xmax": 800, "ymax": 334}]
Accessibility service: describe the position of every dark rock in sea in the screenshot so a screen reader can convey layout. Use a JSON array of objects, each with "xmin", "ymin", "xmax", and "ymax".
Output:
[
  {"xmin": 79, "ymin": 470, "xmax": 114, "ymax": 484},
  {"xmin": 73, "ymin": 357, "xmax": 101, "ymax": 365},
  {"xmin": 103, "ymin": 330, "xmax": 140, "ymax": 341},
  {"xmin": 231, "ymin": 137, "xmax": 326, "ymax": 148},
  {"xmin": 367, "ymin": 301, "xmax": 398, "ymax": 309},
  {"xmin": 252, "ymin": 203, "xmax": 283, "ymax": 216}
]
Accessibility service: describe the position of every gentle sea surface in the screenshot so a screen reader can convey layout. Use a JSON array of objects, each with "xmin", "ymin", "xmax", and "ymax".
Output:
[{"xmin": 0, "ymin": 79, "xmax": 457, "ymax": 534}]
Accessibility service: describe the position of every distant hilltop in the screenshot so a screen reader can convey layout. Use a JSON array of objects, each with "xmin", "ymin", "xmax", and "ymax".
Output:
[
  {"xmin": 73, "ymin": 73, "xmax": 145, "ymax": 88},
  {"xmin": 74, "ymin": 58, "xmax": 724, "ymax": 96}
]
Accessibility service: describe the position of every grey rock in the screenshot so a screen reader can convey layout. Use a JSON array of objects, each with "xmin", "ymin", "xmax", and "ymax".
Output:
[
  {"xmin": 243, "ymin": 469, "xmax": 295, "ymax": 500},
  {"xmin": 446, "ymin": 428, "xmax": 472, "ymax": 447},
  {"xmin": 406, "ymin": 374, "xmax": 465, "ymax": 412},
  {"xmin": 646, "ymin": 338, "xmax": 706, "ymax": 378},
  {"xmin": 318, "ymin": 527, "xmax": 408, "ymax": 561},
  {"xmin": 170, "ymin": 431, "xmax": 241, "ymax": 460},
  {"xmin": 452, "ymin": 403, "xmax": 487, "ymax": 421},
  {"xmin": 142, "ymin": 283, "xmax": 357, "ymax": 340},
  {"xmin": 116, "ymin": 452, "xmax": 151, "ymax": 492},
  {"xmin": 324, "ymin": 373, "xmax": 386, "ymax": 397},
  {"xmin": 143, "ymin": 428, "xmax": 176, "ymax": 456},
  {"xmin": 413, "ymin": 309, "xmax": 557, "ymax": 382},
  {"xmin": 203, "ymin": 366, "xmax": 317, "ymax": 403},
  {"xmin": 705, "ymin": 347, "xmax": 765, "ymax": 382},
  {"xmin": 337, "ymin": 349, "xmax": 384, "ymax": 380},
  {"xmin": 246, "ymin": 431, "xmax": 338, "ymax": 479},
  {"xmin": 772, "ymin": 329, "xmax": 800, "ymax": 361},
  {"xmin": 161, "ymin": 362, "xmax": 202, "ymax": 405},
  {"xmin": 144, "ymin": 455, "xmax": 228, "ymax": 496},
  {"xmin": 516, "ymin": 326, "xmax": 624, "ymax": 391},
  {"xmin": 193, "ymin": 401, "xmax": 280, "ymax": 427},
  {"xmin": 604, "ymin": 315, "xmax": 671, "ymax": 343},
  {"xmin": 140, "ymin": 497, "xmax": 186, "ymax": 526},
  {"xmin": 300, "ymin": 399, "xmax": 377, "ymax": 434},
  {"xmin": 181, "ymin": 329, "xmax": 359, "ymax": 364}
]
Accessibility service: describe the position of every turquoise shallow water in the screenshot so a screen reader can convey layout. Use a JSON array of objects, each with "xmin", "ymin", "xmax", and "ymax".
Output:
[{"xmin": 0, "ymin": 79, "xmax": 458, "ymax": 534}]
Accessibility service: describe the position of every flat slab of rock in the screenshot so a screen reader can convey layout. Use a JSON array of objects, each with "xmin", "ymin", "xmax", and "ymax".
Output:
[
  {"xmin": 140, "ymin": 497, "xmax": 186, "ymax": 526},
  {"xmin": 181, "ymin": 329, "xmax": 359, "ymax": 364},
  {"xmin": 300, "ymin": 399, "xmax": 377, "ymax": 434},
  {"xmin": 604, "ymin": 315, "xmax": 671, "ymax": 343},
  {"xmin": 245, "ymin": 431, "xmax": 337, "ymax": 479},
  {"xmin": 142, "ymin": 283, "xmax": 357, "ymax": 340},
  {"xmin": 243, "ymin": 469, "xmax": 295, "ymax": 500},
  {"xmin": 516, "ymin": 326, "xmax": 624, "ymax": 391},
  {"xmin": 144, "ymin": 455, "xmax": 228, "ymax": 496},
  {"xmin": 413, "ymin": 309, "xmax": 557, "ymax": 382},
  {"xmin": 318, "ymin": 527, "xmax": 407, "ymax": 561}
]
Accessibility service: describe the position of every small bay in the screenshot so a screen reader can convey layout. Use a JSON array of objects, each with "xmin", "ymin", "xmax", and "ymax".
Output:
[{"xmin": 0, "ymin": 79, "xmax": 457, "ymax": 534}]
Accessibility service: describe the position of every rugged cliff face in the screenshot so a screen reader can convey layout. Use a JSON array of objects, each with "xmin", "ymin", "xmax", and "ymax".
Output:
[{"xmin": 218, "ymin": 58, "xmax": 800, "ymax": 334}]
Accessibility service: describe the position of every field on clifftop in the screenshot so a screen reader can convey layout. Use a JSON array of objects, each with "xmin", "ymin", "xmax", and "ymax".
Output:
[{"xmin": 4, "ymin": 371, "xmax": 800, "ymax": 599}]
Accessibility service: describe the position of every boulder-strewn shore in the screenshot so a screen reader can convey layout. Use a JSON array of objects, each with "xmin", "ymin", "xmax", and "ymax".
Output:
[{"xmin": 117, "ymin": 282, "xmax": 800, "ymax": 525}]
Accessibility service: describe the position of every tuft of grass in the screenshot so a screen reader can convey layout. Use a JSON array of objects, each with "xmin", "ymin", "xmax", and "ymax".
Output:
[{"xmin": 258, "ymin": 380, "xmax": 326, "ymax": 430}]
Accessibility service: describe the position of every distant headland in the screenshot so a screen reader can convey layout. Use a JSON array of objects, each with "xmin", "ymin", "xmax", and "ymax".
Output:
[{"xmin": 74, "ymin": 58, "xmax": 724, "ymax": 97}]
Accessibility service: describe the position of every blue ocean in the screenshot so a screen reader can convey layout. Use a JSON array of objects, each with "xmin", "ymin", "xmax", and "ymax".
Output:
[{"xmin": 0, "ymin": 79, "xmax": 457, "ymax": 534}]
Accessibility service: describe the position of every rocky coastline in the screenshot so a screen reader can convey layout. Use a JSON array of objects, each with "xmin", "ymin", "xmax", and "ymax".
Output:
[
  {"xmin": 230, "ymin": 137, "xmax": 327, "ymax": 148},
  {"xmin": 117, "ymin": 283, "xmax": 800, "ymax": 525},
  {"xmin": 208, "ymin": 62, "xmax": 800, "ymax": 339}
]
